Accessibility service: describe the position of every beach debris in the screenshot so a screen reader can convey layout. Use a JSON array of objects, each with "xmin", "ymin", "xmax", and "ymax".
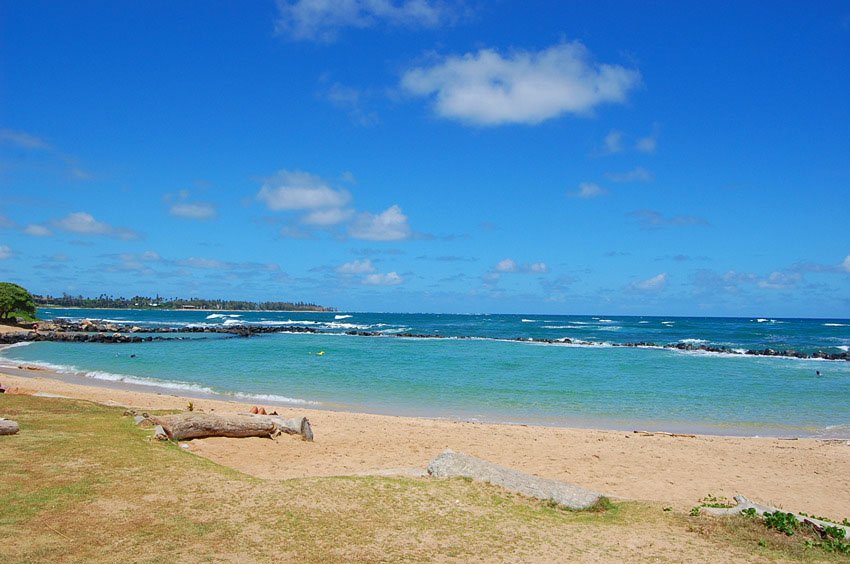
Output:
[
  {"xmin": 633, "ymin": 430, "xmax": 697, "ymax": 438},
  {"xmin": 148, "ymin": 412, "xmax": 314, "ymax": 442},
  {"xmin": 427, "ymin": 450, "xmax": 602, "ymax": 510},
  {"xmin": 0, "ymin": 418, "xmax": 20, "ymax": 435},
  {"xmin": 186, "ymin": 401, "xmax": 194, "ymax": 412},
  {"xmin": 700, "ymin": 495, "xmax": 850, "ymax": 538},
  {"xmin": 152, "ymin": 424, "xmax": 168, "ymax": 441}
]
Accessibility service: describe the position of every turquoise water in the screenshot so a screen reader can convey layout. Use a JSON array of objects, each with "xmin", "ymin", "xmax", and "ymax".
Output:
[{"xmin": 1, "ymin": 308, "xmax": 849, "ymax": 437}]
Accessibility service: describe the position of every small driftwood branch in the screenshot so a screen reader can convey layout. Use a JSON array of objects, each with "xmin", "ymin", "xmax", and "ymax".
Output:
[{"xmin": 701, "ymin": 495, "xmax": 850, "ymax": 538}]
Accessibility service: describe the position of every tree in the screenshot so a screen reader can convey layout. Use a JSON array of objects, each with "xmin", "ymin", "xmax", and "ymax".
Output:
[{"xmin": 0, "ymin": 282, "xmax": 36, "ymax": 321}]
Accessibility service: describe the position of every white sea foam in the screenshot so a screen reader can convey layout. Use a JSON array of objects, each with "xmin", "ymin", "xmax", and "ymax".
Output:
[
  {"xmin": 595, "ymin": 326, "xmax": 622, "ymax": 331},
  {"xmin": 838, "ymin": 346, "xmax": 850, "ymax": 352},
  {"xmin": 638, "ymin": 321, "xmax": 650, "ymax": 324},
  {"xmin": 334, "ymin": 314, "xmax": 353, "ymax": 320},
  {"xmin": 547, "ymin": 325, "xmax": 586, "ymax": 329},
  {"xmin": 521, "ymin": 319, "xmax": 537, "ymax": 323},
  {"xmin": 824, "ymin": 323, "xmax": 849, "ymax": 327},
  {"xmin": 598, "ymin": 319, "xmax": 615, "ymax": 323},
  {"xmin": 0, "ymin": 341, "xmax": 35, "ymax": 351},
  {"xmin": 232, "ymin": 391, "xmax": 320, "ymax": 406},
  {"xmin": 661, "ymin": 321, "xmax": 675, "ymax": 326},
  {"xmin": 323, "ymin": 322, "xmax": 370, "ymax": 330},
  {"xmin": 377, "ymin": 327, "xmax": 412, "ymax": 334},
  {"xmin": 679, "ymin": 338, "xmax": 709, "ymax": 345},
  {"xmin": 206, "ymin": 313, "xmax": 242, "ymax": 320}
]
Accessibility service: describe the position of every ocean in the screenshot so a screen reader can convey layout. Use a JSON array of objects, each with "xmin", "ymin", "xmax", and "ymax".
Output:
[{"xmin": 2, "ymin": 308, "xmax": 849, "ymax": 438}]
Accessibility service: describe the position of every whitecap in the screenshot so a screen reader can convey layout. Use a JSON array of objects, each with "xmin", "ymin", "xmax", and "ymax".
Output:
[
  {"xmin": 824, "ymin": 323, "xmax": 849, "ymax": 327},
  {"xmin": 598, "ymin": 319, "xmax": 615, "ymax": 323},
  {"xmin": 232, "ymin": 391, "xmax": 321, "ymax": 406},
  {"xmin": 638, "ymin": 321, "xmax": 650, "ymax": 324},
  {"xmin": 679, "ymin": 338, "xmax": 708, "ymax": 345},
  {"xmin": 521, "ymin": 319, "xmax": 537, "ymax": 323},
  {"xmin": 334, "ymin": 314, "xmax": 353, "ymax": 320},
  {"xmin": 661, "ymin": 321, "xmax": 675, "ymax": 326},
  {"xmin": 838, "ymin": 346, "xmax": 849, "ymax": 352}
]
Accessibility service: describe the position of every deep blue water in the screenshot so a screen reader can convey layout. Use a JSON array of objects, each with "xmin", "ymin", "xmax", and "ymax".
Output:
[{"xmin": 1, "ymin": 308, "xmax": 849, "ymax": 437}]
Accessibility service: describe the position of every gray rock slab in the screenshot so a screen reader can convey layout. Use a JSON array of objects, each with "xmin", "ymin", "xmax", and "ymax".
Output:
[
  {"xmin": 0, "ymin": 419, "xmax": 20, "ymax": 435},
  {"xmin": 427, "ymin": 449, "xmax": 602, "ymax": 509}
]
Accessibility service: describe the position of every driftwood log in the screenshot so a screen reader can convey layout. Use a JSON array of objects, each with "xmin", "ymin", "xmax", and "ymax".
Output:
[
  {"xmin": 0, "ymin": 419, "xmax": 20, "ymax": 435},
  {"xmin": 149, "ymin": 412, "xmax": 313, "ymax": 441}
]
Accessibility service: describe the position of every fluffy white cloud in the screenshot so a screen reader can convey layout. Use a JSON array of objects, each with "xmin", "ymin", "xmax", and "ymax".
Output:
[
  {"xmin": 495, "ymin": 258, "xmax": 518, "ymax": 273},
  {"xmin": 337, "ymin": 259, "xmax": 376, "ymax": 274},
  {"xmin": 23, "ymin": 224, "xmax": 52, "ymax": 237},
  {"xmin": 302, "ymin": 207, "xmax": 354, "ymax": 226},
  {"xmin": 843, "ymin": 254, "xmax": 850, "ymax": 273},
  {"xmin": 529, "ymin": 262, "xmax": 548, "ymax": 273},
  {"xmin": 632, "ymin": 272, "xmax": 667, "ymax": 291},
  {"xmin": 276, "ymin": 0, "xmax": 451, "ymax": 42},
  {"xmin": 571, "ymin": 182, "xmax": 606, "ymax": 199},
  {"xmin": 0, "ymin": 245, "xmax": 11, "ymax": 259},
  {"xmin": 257, "ymin": 170, "xmax": 351, "ymax": 211},
  {"xmin": 401, "ymin": 42, "xmax": 641, "ymax": 126},
  {"xmin": 169, "ymin": 202, "xmax": 216, "ymax": 220},
  {"xmin": 363, "ymin": 271, "xmax": 403, "ymax": 285},
  {"xmin": 53, "ymin": 212, "xmax": 138, "ymax": 240},
  {"xmin": 349, "ymin": 205, "xmax": 411, "ymax": 241}
]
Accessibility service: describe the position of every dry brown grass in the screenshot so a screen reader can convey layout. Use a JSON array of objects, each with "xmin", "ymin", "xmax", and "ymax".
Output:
[{"xmin": 1, "ymin": 394, "xmax": 847, "ymax": 563}]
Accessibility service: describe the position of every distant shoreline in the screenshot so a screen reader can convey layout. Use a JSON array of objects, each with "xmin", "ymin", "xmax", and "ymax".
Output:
[{"xmin": 37, "ymin": 306, "xmax": 336, "ymax": 314}]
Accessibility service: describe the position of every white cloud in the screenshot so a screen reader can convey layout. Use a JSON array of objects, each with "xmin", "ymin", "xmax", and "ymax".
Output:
[
  {"xmin": 843, "ymin": 254, "xmax": 850, "ymax": 273},
  {"xmin": 23, "ymin": 224, "xmax": 52, "ymax": 237},
  {"xmin": 53, "ymin": 212, "xmax": 138, "ymax": 240},
  {"xmin": 605, "ymin": 167, "xmax": 653, "ymax": 183},
  {"xmin": 276, "ymin": 0, "xmax": 452, "ymax": 42},
  {"xmin": 178, "ymin": 257, "xmax": 226, "ymax": 270},
  {"xmin": 604, "ymin": 130, "xmax": 624, "ymax": 153},
  {"xmin": 363, "ymin": 271, "xmax": 403, "ymax": 285},
  {"xmin": 401, "ymin": 42, "xmax": 641, "ymax": 126},
  {"xmin": 169, "ymin": 202, "xmax": 216, "ymax": 220},
  {"xmin": 757, "ymin": 271, "xmax": 801, "ymax": 289},
  {"xmin": 257, "ymin": 170, "xmax": 351, "ymax": 211},
  {"xmin": 0, "ymin": 245, "xmax": 11, "ymax": 259},
  {"xmin": 571, "ymin": 182, "xmax": 606, "ymax": 199},
  {"xmin": 529, "ymin": 262, "xmax": 548, "ymax": 273},
  {"xmin": 302, "ymin": 207, "xmax": 354, "ymax": 226},
  {"xmin": 0, "ymin": 128, "xmax": 50, "ymax": 150},
  {"xmin": 632, "ymin": 272, "xmax": 667, "ymax": 291},
  {"xmin": 495, "ymin": 258, "xmax": 518, "ymax": 273},
  {"xmin": 337, "ymin": 259, "xmax": 376, "ymax": 274},
  {"xmin": 349, "ymin": 205, "xmax": 411, "ymax": 240},
  {"xmin": 636, "ymin": 135, "xmax": 657, "ymax": 153}
]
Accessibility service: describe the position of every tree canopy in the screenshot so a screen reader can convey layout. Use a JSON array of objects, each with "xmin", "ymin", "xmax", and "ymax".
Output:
[{"xmin": 0, "ymin": 282, "xmax": 37, "ymax": 321}]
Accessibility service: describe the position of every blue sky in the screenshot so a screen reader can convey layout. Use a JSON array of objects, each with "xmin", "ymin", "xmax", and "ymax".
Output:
[{"xmin": 1, "ymin": 1, "xmax": 849, "ymax": 316}]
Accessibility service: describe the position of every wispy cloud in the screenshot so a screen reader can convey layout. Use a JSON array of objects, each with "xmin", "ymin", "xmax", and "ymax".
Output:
[
  {"xmin": 491, "ymin": 258, "xmax": 548, "ymax": 277},
  {"xmin": 0, "ymin": 245, "xmax": 12, "ymax": 259},
  {"xmin": 0, "ymin": 128, "xmax": 50, "ymax": 150},
  {"xmin": 843, "ymin": 254, "xmax": 850, "ymax": 273},
  {"xmin": 604, "ymin": 130, "xmax": 624, "ymax": 154},
  {"xmin": 321, "ymin": 82, "xmax": 379, "ymax": 126},
  {"xmin": 349, "ymin": 205, "xmax": 412, "ymax": 241},
  {"xmin": 363, "ymin": 271, "xmax": 403, "ymax": 285},
  {"xmin": 569, "ymin": 182, "xmax": 607, "ymax": 199},
  {"xmin": 628, "ymin": 209, "xmax": 708, "ymax": 229},
  {"xmin": 276, "ymin": 0, "xmax": 455, "ymax": 42},
  {"xmin": 401, "ymin": 41, "xmax": 641, "ymax": 126},
  {"xmin": 336, "ymin": 259, "xmax": 376, "ymax": 274},
  {"xmin": 632, "ymin": 272, "xmax": 667, "ymax": 291},
  {"xmin": 636, "ymin": 125, "xmax": 659, "ymax": 153},
  {"xmin": 23, "ymin": 224, "xmax": 52, "ymax": 237},
  {"xmin": 605, "ymin": 166, "xmax": 653, "ymax": 183},
  {"xmin": 53, "ymin": 212, "xmax": 139, "ymax": 240},
  {"xmin": 165, "ymin": 190, "xmax": 217, "ymax": 220}
]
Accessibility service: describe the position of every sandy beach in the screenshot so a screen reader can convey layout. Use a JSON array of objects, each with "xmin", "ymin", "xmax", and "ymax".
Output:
[{"xmin": 2, "ymin": 365, "xmax": 849, "ymax": 520}]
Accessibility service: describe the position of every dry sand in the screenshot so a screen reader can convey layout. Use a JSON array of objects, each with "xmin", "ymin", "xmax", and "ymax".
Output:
[{"xmin": 2, "ymin": 367, "xmax": 849, "ymax": 520}]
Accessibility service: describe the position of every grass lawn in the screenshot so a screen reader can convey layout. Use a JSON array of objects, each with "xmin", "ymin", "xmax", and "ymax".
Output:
[{"xmin": 1, "ymin": 394, "xmax": 847, "ymax": 562}]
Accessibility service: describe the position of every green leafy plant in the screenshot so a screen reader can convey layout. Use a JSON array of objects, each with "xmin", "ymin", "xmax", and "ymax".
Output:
[{"xmin": 763, "ymin": 511, "xmax": 798, "ymax": 536}]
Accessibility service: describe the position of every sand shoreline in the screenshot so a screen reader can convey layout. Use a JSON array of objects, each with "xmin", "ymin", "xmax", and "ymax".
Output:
[{"xmin": 2, "ymin": 365, "xmax": 849, "ymax": 520}]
